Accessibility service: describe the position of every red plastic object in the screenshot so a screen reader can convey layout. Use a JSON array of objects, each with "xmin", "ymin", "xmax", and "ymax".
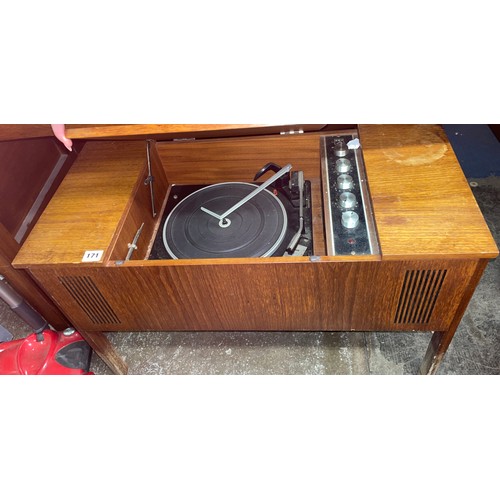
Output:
[{"xmin": 0, "ymin": 329, "xmax": 93, "ymax": 375}]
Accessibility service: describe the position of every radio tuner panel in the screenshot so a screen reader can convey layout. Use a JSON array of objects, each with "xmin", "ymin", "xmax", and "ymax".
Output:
[{"xmin": 321, "ymin": 132, "xmax": 380, "ymax": 256}]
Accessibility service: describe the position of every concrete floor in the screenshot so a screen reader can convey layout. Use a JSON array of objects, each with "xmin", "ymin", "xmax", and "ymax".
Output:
[{"xmin": 1, "ymin": 177, "xmax": 499, "ymax": 375}]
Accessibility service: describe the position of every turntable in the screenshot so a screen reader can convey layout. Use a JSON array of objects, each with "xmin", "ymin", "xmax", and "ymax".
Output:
[{"xmin": 150, "ymin": 163, "xmax": 313, "ymax": 260}]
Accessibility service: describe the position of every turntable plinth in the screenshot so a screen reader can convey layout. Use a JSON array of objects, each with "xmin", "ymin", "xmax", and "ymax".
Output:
[{"xmin": 13, "ymin": 125, "xmax": 498, "ymax": 375}]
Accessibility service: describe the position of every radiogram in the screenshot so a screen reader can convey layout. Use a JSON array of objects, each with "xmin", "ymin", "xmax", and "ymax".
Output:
[{"xmin": 13, "ymin": 125, "xmax": 498, "ymax": 374}]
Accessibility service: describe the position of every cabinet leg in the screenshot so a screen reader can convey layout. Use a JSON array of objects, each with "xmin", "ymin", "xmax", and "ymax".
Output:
[
  {"xmin": 419, "ymin": 259, "xmax": 489, "ymax": 375},
  {"xmin": 79, "ymin": 331, "xmax": 128, "ymax": 375},
  {"xmin": 419, "ymin": 330, "xmax": 454, "ymax": 374}
]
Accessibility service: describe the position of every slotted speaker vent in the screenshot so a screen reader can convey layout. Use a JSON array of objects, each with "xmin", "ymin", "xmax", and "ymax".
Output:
[
  {"xmin": 394, "ymin": 269, "xmax": 447, "ymax": 325},
  {"xmin": 59, "ymin": 276, "xmax": 120, "ymax": 325}
]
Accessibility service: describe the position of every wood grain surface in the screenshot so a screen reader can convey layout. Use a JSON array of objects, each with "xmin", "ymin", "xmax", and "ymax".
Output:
[
  {"xmin": 13, "ymin": 141, "xmax": 148, "ymax": 266},
  {"xmin": 358, "ymin": 124, "xmax": 498, "ymax": 259},
  {"xmin": 156, "ymin": 133, "xmax": 322, "ymax": 183},
  {"xmin": 109, "ymin": 142, "xmax": 169, "ymax": 261},
  {"xmin": 63, "ymin": 124, "xmax": 327, "ymax": 140},
  {"xmin": 0, "ymin": 124, "xmax": 329, "ymax": 143},
  {"xmin": 0, "ymin": 125, "xmax": 53, "ymax": 141},
  {"xmin": 28, "ymin": 259, "xmax": 477, "ymax": 334}
]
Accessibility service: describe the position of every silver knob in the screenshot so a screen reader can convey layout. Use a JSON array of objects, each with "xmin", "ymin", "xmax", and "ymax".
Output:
[
  {"xmin": 339, "ymin": 192, "xmax": 357, "ymax": 209},
  {"xmin": 337, "ymin": 174, "xmax": 354, "ymax": 190},
  {"xmin": 341, "ymin": 211, "xmax": 359, "ymax": 229},
  {"xmin": 335, "ymin": 158, "xmax": 352, "ymax": 173},
  {"xmin": 334, "ymin": 139, "xmax": 348, "ymax": 157}
]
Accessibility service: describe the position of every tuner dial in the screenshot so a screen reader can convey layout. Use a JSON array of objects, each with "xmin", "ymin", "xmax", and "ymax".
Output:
[
  {"xmin": 339, "ymin": 192, "xmax": 357, "ymax": 209},
  {"xmin": 335, "ymin": 158, "xmax": 352, "ymax": 173},
  {"xmin": 337, "ymin": 174, "xmax": 354, "ymax": 190},
  {"xmin": 334, "ymin": 139, "xmax": 348, "ymax": 157},
  {"xmin": 341, "ymin": 211, "xmax": 360, "ymax": 229}
]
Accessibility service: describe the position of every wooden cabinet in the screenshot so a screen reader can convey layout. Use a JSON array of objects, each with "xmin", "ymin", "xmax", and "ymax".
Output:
[{"xmin": 12, "ymin": 125, "xmax": 498, "ymax": 374}]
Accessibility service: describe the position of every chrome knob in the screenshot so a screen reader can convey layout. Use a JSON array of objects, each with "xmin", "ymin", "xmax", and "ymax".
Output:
[
  {"xmin": 334, "ymin": 139, "xmax": 348, "ymax": 157},
  {"xmin": 341, "ymin": 210, "xmax": 359, "ymax": 229},
  {"xmin": 337, "ymin": 174, "xmax": 354, "ymax": 190},
  {"xmin": 335, "ymin": 158, "xmax": 352, "ymax": 173},
  {"xmin": 339, "ymin": 192, "xmax": 357, "ymax": 209}
]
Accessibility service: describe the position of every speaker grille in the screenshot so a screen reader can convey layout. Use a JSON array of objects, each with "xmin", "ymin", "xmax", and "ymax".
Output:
[
  {"xmin": 394, "ymin": 269, "xmax": 447, "ymax": 325},
  {"xmin": 59, "ymin": 275, "xmax": 120, "ymax": 325}
]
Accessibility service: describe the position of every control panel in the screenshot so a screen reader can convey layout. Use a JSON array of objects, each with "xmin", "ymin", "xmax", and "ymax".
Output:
[{"xmin": 321, "ymin": 132, "xmax": 379, "ymax": 256}]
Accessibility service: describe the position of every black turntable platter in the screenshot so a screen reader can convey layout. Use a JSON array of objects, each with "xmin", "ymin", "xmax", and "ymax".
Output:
[{"xmin": 162, "ymin": 182, "xmax": 288, "ymax": 259}]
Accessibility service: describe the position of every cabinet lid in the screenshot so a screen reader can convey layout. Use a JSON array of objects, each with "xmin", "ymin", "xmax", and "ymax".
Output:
[
  {"xmin": 359, "ymin": 124, "xmax": 499, "ymax": 259},
  {"xmin": 0, "ymin": 124, "xmax": 329, "ymax": 143},
  {"xmin": 63, "ymin": 124, "xmax": 328, "ymax": 141}
]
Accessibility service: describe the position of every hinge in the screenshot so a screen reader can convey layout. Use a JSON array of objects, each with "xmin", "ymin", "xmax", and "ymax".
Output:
[{"xmin": 280, "ymin": 129, "xmax": 304, "ymax": 135}]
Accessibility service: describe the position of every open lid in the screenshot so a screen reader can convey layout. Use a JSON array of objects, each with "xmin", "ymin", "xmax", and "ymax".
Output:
[
  {"xmin": 0, "ymin": 124, "xmax": 329, "ymax": 142},
  {"xmin": 63, "ymin": 124, "xmax": 328, "ymax": 141}
]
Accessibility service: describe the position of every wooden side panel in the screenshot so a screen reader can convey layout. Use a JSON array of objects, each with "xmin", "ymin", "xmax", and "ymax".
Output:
[
  {"xmin": 28, "ymin": 259, "xmax": 477, "ymax": 334},
  {"xmin": 156, "ymin": 133, "xmax": 322, "ymax": 184}
]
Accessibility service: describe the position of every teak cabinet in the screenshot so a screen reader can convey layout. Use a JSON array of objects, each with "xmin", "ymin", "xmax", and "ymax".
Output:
[{"xmin": 12, "ymin": 124, "xmax": 498, "ymax": 374}]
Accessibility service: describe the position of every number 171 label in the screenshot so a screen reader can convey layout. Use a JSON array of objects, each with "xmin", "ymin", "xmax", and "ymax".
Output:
[{"xmin": 82, "ymin": 250, "xmax": 104, "ymax": 262}]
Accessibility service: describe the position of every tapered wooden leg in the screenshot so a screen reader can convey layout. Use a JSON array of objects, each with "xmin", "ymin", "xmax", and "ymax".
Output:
[
  {"xmin": 79, "ymin": 330, "xmax": 128, "ymax": 375},
  {"xmin": 420, "ymin": 330, "xmax": 455, "ymax": 374},
  {"xmin": 419, "ymin": 259, "xmax": 489, "ymax": 375}
]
